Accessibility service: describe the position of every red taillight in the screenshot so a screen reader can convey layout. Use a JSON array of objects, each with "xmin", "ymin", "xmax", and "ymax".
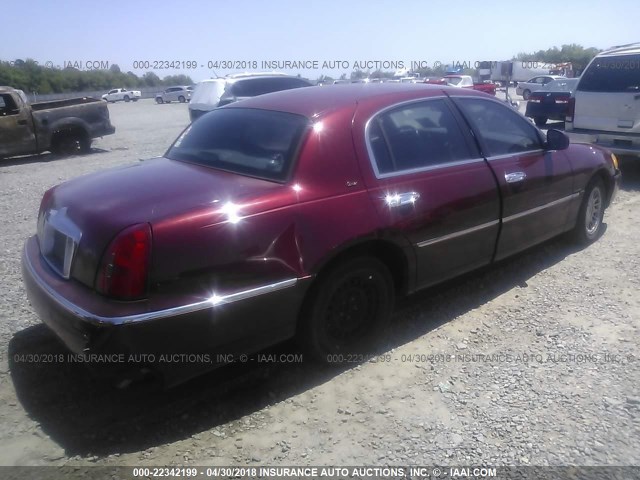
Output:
[
  {"xmin": 566, "ymin": 97, "xmax": 576, "ymax": 122},
  {"xmin": 97, "ymin": 223, "xmax": 152, "ymax": 300}
]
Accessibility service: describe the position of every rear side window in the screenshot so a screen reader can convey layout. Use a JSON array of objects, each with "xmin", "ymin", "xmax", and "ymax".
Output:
[
  {"xmin": 166, "ymin": 108, "xmax": 309, "ymax": 182},
  {"xmin": 367, "ymin": 99, "xmax": 474, "ymax": 175},
  {"xmin": 578, "ymin": 54, "xmax": 640, "ymax": 93},
  {"xmin": 230, "ymin": 77, "xmax": 311, "ymax": 97},
  {"xmin": 0, "ymin": 94, "xmax": 18, "ymax": 115}
]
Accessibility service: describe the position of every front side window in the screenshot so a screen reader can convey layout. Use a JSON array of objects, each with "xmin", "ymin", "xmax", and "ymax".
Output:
[
  {"xmin": 578, "ymin": 54, "xmax": 640, "ymax": 93},
  {"xmin": 367, "ymin": 99, "xmax": 474, "ymax": 175},
  {"xmin": 166, "ymin": 108, "xmax": 309, "ymax": 182},
  {"xmin": 455, "ymin": 98, "xmax": 543, "ymax": 156}
]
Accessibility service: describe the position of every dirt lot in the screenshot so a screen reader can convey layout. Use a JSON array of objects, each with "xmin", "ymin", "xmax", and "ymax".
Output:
[{"xmin": 0, "ymin": 99, "xmax": 638, "ymax": 469}]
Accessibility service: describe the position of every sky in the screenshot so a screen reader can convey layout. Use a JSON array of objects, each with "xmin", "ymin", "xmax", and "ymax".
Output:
[{"xmin": 1, "ymin": 0, "xmax": 638, "ymax": 82}]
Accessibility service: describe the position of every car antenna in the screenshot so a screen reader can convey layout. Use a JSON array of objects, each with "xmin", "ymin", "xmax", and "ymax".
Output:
[{"xmin": 211, "ymin": 70, "xmax": 221, "ymax": 79}]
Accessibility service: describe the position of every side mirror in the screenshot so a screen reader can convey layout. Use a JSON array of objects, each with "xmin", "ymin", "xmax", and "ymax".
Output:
[{"xmin": 545, "ymin": 129, "xmax": 569, "ymax": 151}]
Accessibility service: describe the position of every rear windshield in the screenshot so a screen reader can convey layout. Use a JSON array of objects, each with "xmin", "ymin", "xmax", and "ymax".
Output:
[
  {"xmin": 229, "ymin": 77, "xmax": 311, "ymax": 97},
  {"xmin": 166, "ymin": 108, "xmax": 309, "ymax": 182},
  {"xmin": 578, "ymin": 54, "xmax": 640, "ymax": 93}
]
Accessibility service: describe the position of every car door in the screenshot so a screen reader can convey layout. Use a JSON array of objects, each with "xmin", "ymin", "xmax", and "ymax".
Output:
[
  {"xmin": 0, "ymin": 93, "xmax": 36, "ymax": 157},
  {"xmin": 451, "ymin": 96, "xmax": 574, "ymax": 260},
  {"xmin": 355, "ymin": 97, "xmax": 501, "ymax": 290}
]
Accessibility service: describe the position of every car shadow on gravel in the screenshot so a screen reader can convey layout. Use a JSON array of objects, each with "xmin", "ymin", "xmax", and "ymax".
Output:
[
  {"xmin": 619, "ymin": 155, "xmax": 640, "ymax": 191},
  {"xmin": 8, "ymin": 233, "xmax": 601, "ymax": 458},
  {"xmin": 0, "ymin": 149, "xmax": 109, "ymax": 167}
]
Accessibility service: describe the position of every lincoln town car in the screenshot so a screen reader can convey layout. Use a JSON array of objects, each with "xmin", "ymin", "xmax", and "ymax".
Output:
[{"xmin": 22, "ymin": 84, "xmax": 621, "ymax": 385}]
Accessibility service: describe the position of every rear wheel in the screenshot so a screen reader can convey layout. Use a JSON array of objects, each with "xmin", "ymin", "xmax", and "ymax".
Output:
[
  {"xmin": 534, "ymin": 117, "xmax": 547, "ymax": 126},
  {"xmin": 573, "ymin": 177, "xmax": 605, "ymax": 245},
  {"xmin": 51, "ymin": 131, "xmax": 91, "ymax": 155},
  {"xmin": 298, "ymin": 256, "xmax": 394, "ymax": 362}
]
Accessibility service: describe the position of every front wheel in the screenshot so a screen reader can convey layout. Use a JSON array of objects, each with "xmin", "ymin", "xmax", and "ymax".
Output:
[
  {"xmin": 156, "ymin": 98, "xmax": 163, "ymax": 104},
  {"xmin": 573, "ymin": 177, "xmax": 605, "ymax": 245},
  {"xmin": 124, "ymin": 95, "xmax": 130, "ymax": 102},
  {"xmin": 522, "ymin": 89, "xmax": 531, "ymax": 100},
  {"xmin": 178, "ymin": 95, "xmax": 186, "ymax": 103},
  {"xmin": 298, "ymin": 256, "xmax": 394, "ymax": 362}
]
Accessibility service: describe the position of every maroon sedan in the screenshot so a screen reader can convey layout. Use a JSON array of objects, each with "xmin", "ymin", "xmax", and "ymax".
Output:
[{"xmin": 22, "ymin": 84, "xmax": 621, "ymax": 385}]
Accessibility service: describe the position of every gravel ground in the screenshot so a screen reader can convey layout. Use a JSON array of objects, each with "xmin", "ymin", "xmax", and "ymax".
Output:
[{"xmin": 0, "ymin": 99, "xmax": 638, "ymax": 468}]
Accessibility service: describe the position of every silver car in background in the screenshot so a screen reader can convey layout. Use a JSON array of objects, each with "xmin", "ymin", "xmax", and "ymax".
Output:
[{"xmin": 516, "ymin": 75, "xmax": 565, "ymax": 100}]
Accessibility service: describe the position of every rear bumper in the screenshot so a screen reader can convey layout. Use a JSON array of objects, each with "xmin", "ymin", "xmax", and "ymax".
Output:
[
  {"xmin": 565, "ymin": 127, "xmax": 640, "ymax": 157},
  {"xmin": 525, "ymin": 103, "xmax": 567, "ymax": 121},
  {"xmin": 21, "ymin": 236, "xmax": 310, "ymax": 384}
]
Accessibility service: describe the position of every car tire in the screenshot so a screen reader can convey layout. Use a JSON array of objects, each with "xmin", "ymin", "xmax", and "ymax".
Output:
[
  {"xmin": 132, "ymin": 98, "xmax": 138, "ymax": 102},
  {"xmin": 534, "ymin": 117, "xmax": 547, "ymax": 126},
  {"xmin": 522, "ymin": 89, "xmax": 531, "ymax": 100},
  {"xmin": 156, "ymin": 98, "xmax": 163, "ymax": 104},
  {"xmin": 298, "ymin": 256, "xmax": 394, "ymax": 362},
  {"xmin": 178, "ymin": 96, "xmax": 186, "ymax": 103},
  {"xmin": 573, "ymin": 177, "xmax": 606, "ymax": 245},
  {"xmin": 124, "ymin": 95, "xmax": 130, "ymax": 102},
  {"xmin": 51, "ymin": 131, "xmax": 90, "ymax": 155}
]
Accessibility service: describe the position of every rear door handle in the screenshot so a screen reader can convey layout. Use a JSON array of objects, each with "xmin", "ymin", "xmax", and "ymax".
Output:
[
  {"xmin": 386, "ymin": 192, "xmax": 420, "ymax": 207},
  {"xmin": 505, "ymin": 171, "xmax": 527, "ymax": 183}
]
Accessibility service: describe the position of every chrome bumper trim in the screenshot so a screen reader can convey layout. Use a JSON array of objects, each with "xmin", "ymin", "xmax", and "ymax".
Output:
[{"xmin": 24, "ymin": 246, "xmax": 299, "ymax": 326}]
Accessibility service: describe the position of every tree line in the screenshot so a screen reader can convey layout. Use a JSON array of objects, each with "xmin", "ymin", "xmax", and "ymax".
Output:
[
  {"xmin": 0, "ymin": 59, "xmax": 194, "ymax": 94},
  {"xmin": 2, "ymin": 45, "xmax": 601, "ymax": 93}
]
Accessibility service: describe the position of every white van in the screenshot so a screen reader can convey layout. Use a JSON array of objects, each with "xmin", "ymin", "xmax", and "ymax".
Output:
[
  {"xmin": 565, "ymin": 43, "xmax": 640, "ymax": 157},
  {"xmin": 188, "ymin": 73, "xmax": 312, "ymax": 122}
]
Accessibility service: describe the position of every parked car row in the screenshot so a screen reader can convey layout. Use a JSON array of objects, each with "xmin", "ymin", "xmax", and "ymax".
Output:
[{"xmin": 519, "ymin": 43, "xmax": 640, "ymax": 159}]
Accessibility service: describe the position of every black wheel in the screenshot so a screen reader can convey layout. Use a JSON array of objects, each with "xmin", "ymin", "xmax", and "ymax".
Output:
[
  {"xmin": 51, "ymin": 131, "xmax": 90, "ymax": 155},
  {"xmin": 573, "ymin": 177, "xmax": 605, "ymax": 245},
  {"xmin": 132, "ymin": 98, "xmax": 138, "ymax": 102},
  {"xmin": 178, "ymin": 95, "xmax": 186, "ymax": 103},
  {"xmin": 534, "ymin": 117, "xmax": 547, "ymax": 126},
  {"xmin": 522, "ymin": 89, "xmax": 531, "ymax": 100},
  {"xmin": 298, "ymin": 256, "xmax": 394, "ymax": 362},
  {"xmin": 156, "ymin": 98, "xmax": 164, "ymax": 104},
  {"xmin": 124, "ymin": 95, "xmax": 130, "ymax": 102}
]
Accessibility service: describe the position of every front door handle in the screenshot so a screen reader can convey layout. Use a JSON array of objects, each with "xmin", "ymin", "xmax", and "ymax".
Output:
[
  {"xmin": 386, "ymin": 192, "xmax": 420, "ymax": 208},
  {"xmin": 505, "ymin": 171, "xmax": 527, "ymax": 183}
]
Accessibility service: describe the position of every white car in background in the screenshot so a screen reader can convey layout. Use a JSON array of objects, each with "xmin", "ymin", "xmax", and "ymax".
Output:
[
  {"xmin": 101, "ymin": 88, "xmax": 141, "ymax": 103},
  {"xmin": 516, "ymin": 75, "xmax": 565, "ymax": 100},
  {"xmin": 189, "ymin": 73, "xmax": 312, "ymax": 122},
  {"xmin": 565, "ymin": 43, "xmax": 640, "ymax": 157},
  {"xmin": 155, "ymin": 86, "xmax": 193, "ymax": 104}
]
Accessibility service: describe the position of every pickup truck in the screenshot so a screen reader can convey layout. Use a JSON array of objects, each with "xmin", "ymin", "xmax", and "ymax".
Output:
[
  {"xmin": 443, "ymin": 75, "xmax": 497, "ymax": 95},
  {"xmin": 0, "ymin": 86, "xmax": 116, "ymax": 158},
  {"xmin": 101, "ymin": 88, "xmax": 141, "ymax": 103}
]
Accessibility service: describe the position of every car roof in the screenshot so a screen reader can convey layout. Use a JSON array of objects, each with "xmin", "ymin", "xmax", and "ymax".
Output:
[
  {"xmin": 601, "ymin": 43, "xmax": 640, "ymax": 56},
  {"xmin": 224, "ymin": 83, "xmax": 478, "ymax": 118}
]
